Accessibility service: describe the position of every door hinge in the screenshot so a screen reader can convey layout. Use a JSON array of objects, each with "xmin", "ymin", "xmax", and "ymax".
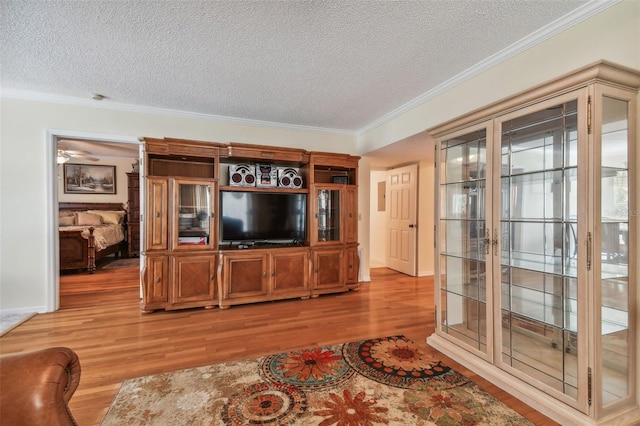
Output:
[
  {"xmin": 587, "ymin": 96, "xmax": 592, "ymax": 135},
  {"xmin": 434, "ymin": 144, "xmax": 437, "ymax": 168},
  {"xmin": 588, "ymin": 367, "xmax": 592, "ymax": 406},
  {"xmin": 587, "ymin": 231, "xmax": 592, "ymax": 270},
  {"xmin": 484, "ymin": 228, "xmax": 491, "ymax": 255}
]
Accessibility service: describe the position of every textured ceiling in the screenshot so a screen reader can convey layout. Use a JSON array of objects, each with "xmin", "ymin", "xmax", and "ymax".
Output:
[{"xmin": 1, "ymin": 0, "xmax": 594, "ymax": 137}]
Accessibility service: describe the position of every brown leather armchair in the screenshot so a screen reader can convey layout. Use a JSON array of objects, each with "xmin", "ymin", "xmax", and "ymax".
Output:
[{"xmin": 0, "ymin": 347, "xmax": 81, "ymax": 425}]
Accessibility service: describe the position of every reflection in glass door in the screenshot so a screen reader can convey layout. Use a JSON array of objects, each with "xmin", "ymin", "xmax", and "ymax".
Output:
[
  {"xmin": 438, "ymin": 127, "xmax": 489, "ymax": 355},
  {"xmin": 497, "ymin": 99, "xmax": 581, "ymax": 401},
  {"xmin": 598, "ymin": 94, "xmax": 632, "ymax": 408},
  {"xmin": 177, "ymin": 181, "xmax": 213, "ymax": 247},
  {"xmin": 316, "ymin": 188, "xmax": 341, "ymax": 242}
]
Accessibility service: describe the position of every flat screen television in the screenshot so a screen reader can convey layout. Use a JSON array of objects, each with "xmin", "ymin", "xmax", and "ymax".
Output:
[{"xmin": 220, "ymin": 191, "xmax": 307, "ymax": 244}]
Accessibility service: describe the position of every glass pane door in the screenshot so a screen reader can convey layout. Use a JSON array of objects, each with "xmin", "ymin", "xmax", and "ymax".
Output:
[
  {"xmin": 316, "ymin": 187, "xmax": 341, "ymax": 242},
  {"xmin": 497, "ymin": 98, "xmax": 581, "ymax": 402},
  {"xmin": 438, "ymin": 127, "xmax": 489, "ymax": 355},
  {"xmin": 176, "ymin": 181, "xmax": 213, "ymax": 248},
  {"xmin": 598, "ymin": 93, "xmax": 633, "ymax": 408}
]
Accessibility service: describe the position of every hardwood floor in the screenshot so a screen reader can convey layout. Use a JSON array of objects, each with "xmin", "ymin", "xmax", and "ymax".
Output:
[{"xmin": 0, "ymin": 266, "xmax": 558, "ymax": 425}]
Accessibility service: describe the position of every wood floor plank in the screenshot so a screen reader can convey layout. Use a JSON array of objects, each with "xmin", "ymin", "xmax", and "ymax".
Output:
[{"xmin": 0, "ymin": 266, "xmax": 559, "ymax": 425}]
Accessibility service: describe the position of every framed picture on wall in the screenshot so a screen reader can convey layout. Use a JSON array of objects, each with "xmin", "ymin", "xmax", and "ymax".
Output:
[{"xmin": 63, "ymin": 164, "xmax": 116, "ymax": 194}]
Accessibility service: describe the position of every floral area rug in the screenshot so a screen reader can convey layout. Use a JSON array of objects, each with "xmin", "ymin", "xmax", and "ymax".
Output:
[{"xmin": 102, "ymin": 335, "xmax": 533, "ymax": 425}]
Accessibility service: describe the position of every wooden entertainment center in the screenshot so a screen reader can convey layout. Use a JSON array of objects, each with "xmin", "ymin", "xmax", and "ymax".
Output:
[{"xmin": 140, "ymin": 137, "xmax": 359, "ymax": 313}]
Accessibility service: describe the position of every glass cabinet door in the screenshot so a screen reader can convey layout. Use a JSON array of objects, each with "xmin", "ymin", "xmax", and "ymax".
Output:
[
  {"xmin": 315, "ymin": 186, "xmax": 341, "ymax": 243},
  {"xmin": 432, "ymin": 63, "xmax": 639, "ymax": 423},
  {"xmin": 437, "ymin": 125, "xmax": 490, "ymax": 357},
  {"xmin": 495, "ymin": 92, "xmax": 585, "ymax": 407},
  {"xmin": 595, "ymin": 88, "xmax": 636, "ymax": 414},
  {"xmin": 174, "ymin": 179, "xmax": 215, "ymax": 250}
]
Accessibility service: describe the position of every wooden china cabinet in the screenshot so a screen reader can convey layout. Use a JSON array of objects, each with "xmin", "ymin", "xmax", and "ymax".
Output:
[
  {"xmin": 141, "ymin": 138, "xmax": 223, "ymax": 312},
  {"xmin": 428, "ymin": 61, "xmax": 640, "ymax": 425},
  {"xmin": 140, "ymin": 138, "xmax": 360, "ymax": 312},
  {"xmin": 309, "ymin": 152, "xmax": 360, "ymax": 295}
]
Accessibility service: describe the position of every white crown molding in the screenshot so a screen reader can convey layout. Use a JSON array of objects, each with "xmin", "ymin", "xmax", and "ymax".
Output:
[
  {"xmin": 356, "ymin": 0, "xmax": 621, "ymax": 137},
  {"xmin": 0, "ymin": 88, "xmax": 355, "ymax": 137}
]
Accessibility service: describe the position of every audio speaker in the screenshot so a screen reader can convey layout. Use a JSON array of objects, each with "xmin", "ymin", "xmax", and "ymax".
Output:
[
  {"xmin": 256, "ymin": 163, "xmax": 278, "ymax": 187},
  {"xmin": 278, "ymin": 168, "xmax": 303, "ymax": 188},
  {"xmin": 229, "ymin": 164, "xmax": 256, "ymax": 187}
]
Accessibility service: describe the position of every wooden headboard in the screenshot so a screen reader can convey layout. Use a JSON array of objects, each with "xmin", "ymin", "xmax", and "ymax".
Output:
[{"xmin": 59, "ymin": 202, "xmax": 125, "ymax": 212}]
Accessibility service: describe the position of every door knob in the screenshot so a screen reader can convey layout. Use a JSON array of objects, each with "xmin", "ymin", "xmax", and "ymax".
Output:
[{"xmin": 409, "ymin": 224, "xmax": 417, "ymax": 228}]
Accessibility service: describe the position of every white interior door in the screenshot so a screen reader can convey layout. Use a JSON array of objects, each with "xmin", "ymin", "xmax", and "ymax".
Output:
[{"xmin": 386, "ymin": 164, "xmax": 418, "ymax": 275}]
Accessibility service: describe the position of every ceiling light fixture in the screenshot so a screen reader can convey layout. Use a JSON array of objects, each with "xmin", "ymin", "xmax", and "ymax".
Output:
[{"xmin": 92, "ymin": 93, "xmax": 105, "ymax": 101}]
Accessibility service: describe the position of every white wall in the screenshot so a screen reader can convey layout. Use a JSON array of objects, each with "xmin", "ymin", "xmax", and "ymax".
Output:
[
  {"xmin": 417, "ymin": 159, "xmax": 435, "ymax": 276},
  {"xmin": 357, "ymin": 157, "xmax": 371, "ymax": 282},
  {"xmin": 369, "ymin": 170, "xmax": 388, "ymax": 268}
]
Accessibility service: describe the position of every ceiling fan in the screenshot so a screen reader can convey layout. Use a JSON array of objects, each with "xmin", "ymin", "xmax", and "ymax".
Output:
[{"xmin": 57, "ymin": 145, "xmax": 99, "ymax": 163}]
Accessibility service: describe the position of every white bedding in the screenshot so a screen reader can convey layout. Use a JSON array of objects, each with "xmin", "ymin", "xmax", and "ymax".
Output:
[{"xmin": 61, "ymin": 224, "xmax": 125, "ymax": 251}]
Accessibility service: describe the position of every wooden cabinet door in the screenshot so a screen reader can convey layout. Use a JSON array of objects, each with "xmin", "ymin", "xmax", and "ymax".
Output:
[
  {"xmin": 127, "ymin": 173, "xmax": 140, "ymax": 221},
  {"xmin": 128, "ymin": 223, "xmax": 140, "ymax": 255},
  {"xmin": 146, "ymin": 177, "xmax": 168, "ymax": 251},
  {"xmin": 222, "ymin": 252, "xmax": 269, "ymax": 304},
  {"xmin": 142, "ymin": 255, "xmax": 169, "ymax": 312},
  {"xmin": 344, "ymin": 186, "xmax": 357, "ymax": 243},
  {"xmin": 312, "ymin": 248, "xmax": 345, "ymax": 293},
  {"xmin": 170, "ymin": 255, "xmax": 217, "ymax": 307},
  {"xmin": 127, "ymin": 173, "xmax": 141, "ymax": 257},
  {"xmin": 345, "ymin": 245, "xmax": 359, "ymax": 285},
  {"xmin": 271, "ymin": 249, "xmax": 309, "ymax": 298}
]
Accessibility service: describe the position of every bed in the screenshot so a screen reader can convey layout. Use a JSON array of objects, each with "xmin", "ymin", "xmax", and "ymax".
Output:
[{"xmin": 59, "ymin": 202, "xmax": 127, "ymax": 273}]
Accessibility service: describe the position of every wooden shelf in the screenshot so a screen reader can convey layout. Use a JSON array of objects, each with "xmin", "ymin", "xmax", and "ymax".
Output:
[{"xmin": 219, "ymin": 185, "xmax": 308, "ymax": 194}]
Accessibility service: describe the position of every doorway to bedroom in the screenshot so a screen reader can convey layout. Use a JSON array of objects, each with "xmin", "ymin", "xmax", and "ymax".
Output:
[{"xmin": 50, "ymin": 131, "xmax": 142, "ymax": 310}]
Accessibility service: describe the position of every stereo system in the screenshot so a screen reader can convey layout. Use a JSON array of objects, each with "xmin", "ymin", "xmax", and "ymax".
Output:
[
  {"xmin": 278, "ymin": 168, "xmax": 303, "ymax": 188},
  {"xmin": 229, "ymin": 163, "xmax": 303, "ymax": 189},
  {"xmin": 256, "ymin": 163, "xmax": 278, "ymax": 187},
  {"xmin": 229, "ymin": 164, "xmax": 256, "ymax": 187}
]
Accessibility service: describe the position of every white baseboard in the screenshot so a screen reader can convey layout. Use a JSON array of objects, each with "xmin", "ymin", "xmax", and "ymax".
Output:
[
  {"xmin": 359, "ymin": 271, "xmax": 371, "ymax": 282},
  {"xmin": 0, "ymin": 306, "xmax": 46, "ymax": 315}
]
